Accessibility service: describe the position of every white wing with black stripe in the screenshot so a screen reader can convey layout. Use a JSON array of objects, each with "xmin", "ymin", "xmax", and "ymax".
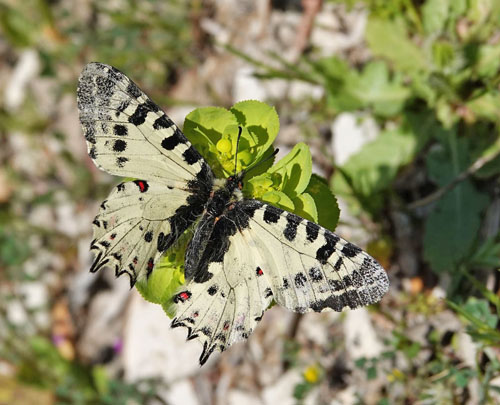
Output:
[
  {"xmin": 172, "ymin": 200, "xmax": 389, "ymax": 364},
  {"xmin": 78, "ymin": 62, "xmax": 213, "ymax": 285}
]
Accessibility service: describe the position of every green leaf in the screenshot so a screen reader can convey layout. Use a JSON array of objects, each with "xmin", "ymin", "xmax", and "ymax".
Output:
[
  {"xmin": 230, "ymin": 100, "xmax": 280, "ymax": 164},
  {"xmin": 331, "ymin": 127, "xmax": 418, "ymax": 214},
  {"xmin": 136, "ymin": 263, "xmax": 185, "ymax": 318},
  {"xmin": 183, "ymin": 101, "xmax": 279, "ymax": 177},
  {"xmin": 423, "ymin": 180, "xmax": 489, "ymax": 272},
  {"xmin": 246, "ymin": 143, "xmax": 313, "ymax": 209},
  {"xmin": 135, "ymin": 232, "xmax": 189, "ymax": 318},
  {"xmin": 292, "ymin": 193, "xmax": 318, "ymax": 223},
  {"xmin": 464, "ymin": 297, "xmax": 498, "ymax": 329},
  {"xmin": 305, "ymin": 174, "xmax": 339, "ymax": 231},
  {"xmin": 365, "ymin": 17, "xmax": 427, "ymax": 73},
  {"xmin": 454, "ymin": 369, "xmax": 475, "ymax": 388},
  {"xmin": 184, "ymin": 107, "xmax": 237, "ymax": 173},
  {"xmin": 267, "ymin": 143, "xmax": 312, "ymax": 197},
  {"xmin": 475, "ymin": 44, "xmax": 500, "ymax": 78},
  {"xmin": 469, "ymin": 237, "xmax": 500, "ymax": 268},
  {"xmin": 432, "ymin": 41, "xmax": 456, "ymax": 70},
  {"xmin": 467, "ymin": 91, "xmax": 500, "ymax": 123},
  {"xmin": 360, "ymin": 62, "xmax": 410, "ymax": 116},
  {"xmin": 262, "ymin": 189, "xmax": 295, "ymax": 211},
  {"xmin": 321, "ymin": 59, "xmax": 410, "ymax": 116},
  {"xmin": 424, "ymin": 136, "xmax": 490, "ymax": 272},
  {"xmin": 422, "ymin": 0, "xmax": 451, "ymax": 34}
]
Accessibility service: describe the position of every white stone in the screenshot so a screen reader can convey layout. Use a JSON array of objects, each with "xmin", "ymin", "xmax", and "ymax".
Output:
[
  {"xmin": 4, "ymin": 49, "xmax": 40, "ymax": 111},
  {"xmin": 262, "ymin": 370, "xmax": 302, "ymax": 405},
  {"xmin": 227, "ymin": 389, "xmax": 264, "ymax": 405},
  {"xmin": 331, "ymin": 113, "xmax": 379, "ymax": 166},
  {"xmin": 312, "ymin": 5, "xmax": 367, "ymax": 56},
  {"xmin": 123, "ymin": 292, "xmax": 201, "ymax": 383},
  {"xmin": 233, "ymin": 67, "xmax": 267, "ymax": 103},
  {"xmin": 344, "ymin": 308, "xmax": 383, "ymax": 359},
  {"xmin": 163, "ymin": 379, "xmax": 200, "ymax": 405},
  {"xmin": 331, "ymin": 386, "xmax": 357, "ymax": 405}
]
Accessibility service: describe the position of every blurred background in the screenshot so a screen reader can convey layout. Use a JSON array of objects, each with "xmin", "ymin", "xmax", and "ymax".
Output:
[{"xmin": 1, "ymin": 0, "xmax": 500, "ymax": 403}]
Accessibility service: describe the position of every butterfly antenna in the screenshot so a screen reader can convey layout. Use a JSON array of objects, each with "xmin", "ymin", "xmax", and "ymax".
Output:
[{"xmin": 233, "ymin": 126, "xmax": 243, "ymax": 175}]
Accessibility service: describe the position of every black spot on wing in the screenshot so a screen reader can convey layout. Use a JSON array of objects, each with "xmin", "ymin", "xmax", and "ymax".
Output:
[
  {"xmin": 309, "ymin": 267, "xmax": 323, "ymax": 282},
  {"xmin": 342, "ymin": 242, "xmax": 362, "ymax": 258},
  {"xmin": 350, "ymin": 269, "xmax": 364, "ymax": 288},
  {"xmin": 144, "ymin": 231, "xmax": 153, "ymax": 242},
  {"xmin": 316, "ymin": 232, "xmax": 340, "ymax": 264},
  {"xmin": 328, "ymin": 279, "xmax": 343, "ymax": 292},
  {"xmin": 306, "ymin": 221, "xmax": 319, "ymax": 242},
  {"xmin": 153, "ymin": 115, "xmax": 174, "ymax": 130},
  {"xmin": 128, "ymin": 103, "xmax": 150, "ymax": 126},
  {"xmin": 294, "ymin": 272, "xmax": 307, "ymax": 288},
  {"xmin": 113, "ymin": 139, "xmax": 127, "ymax": 152},
  {"xmin": 113, "ymin": 124, "xmax": 128, "ymax": 136},
  {"xmin": 157, "ymin": 232, "xmax": 169, "ymax": 252},
  {"xmin": 207, "ymin": 285, "xmax": 218, "ymax": 296},
  {"xmin": 161, "ymin": 130, "xmax": 185, "ymax": 150},
  {"xmin": 283, "ymin": 213, "xmax": 299, "ymax": 241},
  {"xmin": 126, "ymin": 81, "xmax": 142, "ymax": 98},
  {"xmin": 116, "ymin": 156, "xmax": 128, "ymax": 167},
  {"xmin": 263, "ymin": 205, "xmax": 280, "ymax": 224},
  {"xmin": 183, "ymin": 146, "xmax": 201, "ymax": 165},
  {"xmin": 89, "ymin": 145, "xmax": 97, "ymax": 159}
]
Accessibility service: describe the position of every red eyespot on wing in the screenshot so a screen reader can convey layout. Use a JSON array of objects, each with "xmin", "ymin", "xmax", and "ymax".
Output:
[
  {"xmin": 256, "ymin": 266, "xmax": 264, "ymax": 276},
  {"xmin": 134, "ymin": 180, "xmax": 149, "ymax": 193},
  {"xmin": 174, "ymin": 291, "xmax": 192, "ymax": 303}
]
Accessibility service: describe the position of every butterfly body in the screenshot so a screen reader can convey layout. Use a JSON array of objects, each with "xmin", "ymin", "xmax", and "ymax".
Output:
[{"xmin": 78, "ymin": 62, "xmax": 389, "ymax": 365}]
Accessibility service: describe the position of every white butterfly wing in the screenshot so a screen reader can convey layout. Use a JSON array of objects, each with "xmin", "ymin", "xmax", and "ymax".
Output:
[
  {"xmin": 172, "ymin": 200, "xmax": 388, "ymax": 364},
  {"xmin": 78, "ymin": 63, "xmax": 213, "ymax": 284},
  {"xmin": 78, "ymin": 62, "xmax": 208, "ymax": 185}
]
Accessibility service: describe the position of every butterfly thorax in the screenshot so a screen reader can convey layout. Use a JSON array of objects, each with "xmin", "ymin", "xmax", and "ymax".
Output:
[{"xmin": 206, "ymin": 174, "xmax": 244, "ymax": 217}]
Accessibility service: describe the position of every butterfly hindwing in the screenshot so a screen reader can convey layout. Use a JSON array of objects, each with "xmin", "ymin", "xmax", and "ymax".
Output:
[
  {"xmin": 172, "ymin": 213, "xmax": 274, "ymax": 365},
  {"xmin": 90, "ymin": 179, "xmax": 202, "ymax": 285},
  {"xmin": 78, "ymin": 62, "xmax": 214, "ymax": 285},
  {"xmin": 172, "ymin": 200, "xmax": 389, "ymax": 364}
]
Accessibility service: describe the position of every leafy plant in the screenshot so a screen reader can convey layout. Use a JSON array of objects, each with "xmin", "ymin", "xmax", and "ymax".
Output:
[{"xmin": 136, "ymin": 100, "xmax": 339, "ymax": 315}]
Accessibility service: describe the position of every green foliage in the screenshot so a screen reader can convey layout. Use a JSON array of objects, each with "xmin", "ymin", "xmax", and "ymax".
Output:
[
  {"xmin": 331, "ymin": 126, "xmax": 420, "ymax": 214},
  {"xmin": 423, "ymin": 136, "xmax": 490, "ymax": 271},
  {"xmin": 314, "ymin": 58, "xmax": 411, "ymax": 116},
  {"xmin": 184, "ymin": 100, "xmax": 279, "ymax": 177},
  {"xmin": 11, "ymin": 336, "xmax": 164, "ymax": 404},
  {"xmin": 247, "ymin": 0, "xmax": 500, "ymax": 279},
  {"xmin": 137, "ymin": 100, "xmax": 339, "ymax": 316},
  {"xmin": 448, "ymin": 297, "xmax": 500, "ymax": 346}
]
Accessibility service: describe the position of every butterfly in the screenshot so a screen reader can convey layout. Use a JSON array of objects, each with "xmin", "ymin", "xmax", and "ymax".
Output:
[{"xmin": 77, "ymin": 62, "xmax": 389, "ymax": 365}]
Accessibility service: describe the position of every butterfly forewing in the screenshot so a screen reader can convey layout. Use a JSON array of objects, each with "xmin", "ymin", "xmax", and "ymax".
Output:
[
  {"xmin": 172, "ymin": 200, "xmax": 388, "ymax": 364},
  {"xmin": 78, "ymin": 62, "xmax": 209, "ymax": 185}
]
